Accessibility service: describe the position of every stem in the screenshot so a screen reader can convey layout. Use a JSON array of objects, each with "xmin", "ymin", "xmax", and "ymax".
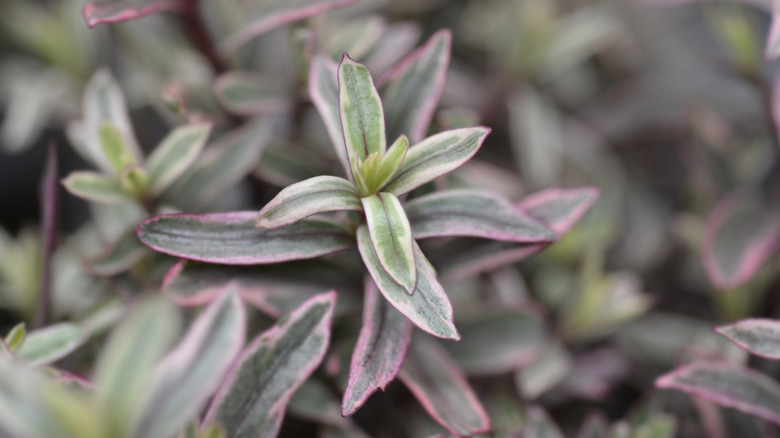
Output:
[
  {"xmin": 34, "ymin": 143, "xmax": 58, "ymax": 328},
  {"xmin": 179, "ymin": 0, "xmax": 226, "ymax": 74}
]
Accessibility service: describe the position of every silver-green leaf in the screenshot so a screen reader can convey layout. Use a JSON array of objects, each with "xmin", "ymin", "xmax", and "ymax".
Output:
[
  {"xmin": 16, "ymin": 322, "xmax": 87, "ymax": 366},
  {"xmin": 62, "ymin": 171, "xmax": 129, "ymax": 204},
  {"xmin": 361, "ymin": 193, "xmax": 416, "ymax": 293},
  {"xmin": 257, "ymin": 176, "xmax": 361, "ymax": 229},
  {"xmin": 146, "ymin": 123, "xmax": 212, "ymax": 195}
]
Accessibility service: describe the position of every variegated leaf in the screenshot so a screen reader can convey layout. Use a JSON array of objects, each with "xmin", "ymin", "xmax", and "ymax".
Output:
[
  {"xmin": 62, "ymin": 171, "xmax": 129, "ymax": 204},
  {"xmin": 361, "ymin": 193, "xmax": 416, "ymax": 293},
  {"xmin": 82, "ymin": 1, "xmax": 186, "ymax": 28},
  {"xmin": 518, "ymin": 187, "xmax": 600, "ymax": 238},
  {"xmin": 716, "ymin": 318, "xmax": 780, "ymax": 359},
  {"xmin": 17, "ymin": 323, "xmax": 87, "ymax": 366},
  {"xmin": 87, "ymin": 231, "xmax": 149, "ymax": 276},
  {"xmin": 257, "ymin": 176, "xmax": 361, "ymax": 229},
  {"xmin": 146, "ymin": 123, "xmax": 211, "ymax": 195}
]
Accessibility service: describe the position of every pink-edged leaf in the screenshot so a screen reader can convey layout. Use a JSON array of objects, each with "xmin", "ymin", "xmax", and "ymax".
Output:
[
  {"xmin": 399, "ymin": 335, "xmax": 490, "ymax": 436},
  {"xmin": 219, "ymin": 0, "xmax": 360, "ymax": 55},
  {"xmin": 82, "ymin": 1, "xmax": 186, "ymax": 28},
  {"xmin": 444, "ymin": 309, "xmax": 544, "ymax": 376},
  {"xmin": 405, "ymin": 189, "xmax": 556, "ymax": 242},
  {"xmin": 523, "ymin": 406, "xmax": 564, "ymax": 438},
  {"xmin": 257, "ymin": 176, "xmax": 361, "ymax": 229},
  {"xmin": 716, "ymin": 318, "xmax": 780, "ymax": 359},
  {"xmin": 656, "ymin": 361, "xmax": 780, "ymax": 425},
  {"xmin": 35, "ymin": 143, "xmax": 57, "ymax": 328},
  {"xmin": 437, "ymin": 240, "xmax": 544, "ymax": 282},
  {"xmin": 363, "ymin": 22, "xmax": 422, "ymax": 76},
  {"xmin": 342, "ymin": 278, "xmax": 413, "ymax": 416},
  {"xmin": 361, "ymin": 193, "xmax": 416, "ymax": 293},
  {"xmin": 702, "ymin": 193, "xmax": 780, "ymax": 289},
  {"xmin": 137, "ymin": 212, "xmax": 354, "ymax": 265},
  {"xmin": 87, "ymin": 230, "xmax": 149, "ymax": 276},
  {"xmin": 356, "ymin": 226, "xmax": 459, "ymax": 340},
  {"xmin": 214, "ymin": 72, "xmax": 291, "ymax": 115},
  {"xmin": 135, "ymin": 287, "xmax": 245, "ymax": 438},
  {"xmin": 310, "ymin": 55, "xmax": 351, "ymax": 176},
  {"xmin": 518, "ymin": 186, "xmax": 600, "ymax": 238},
  {"xmin": 377, "ymin": 30, "xmax": 450, "ymax": 144},
  {"xmin": 203, "ymin": 292, "xmax": 336, "ymax": 438}
]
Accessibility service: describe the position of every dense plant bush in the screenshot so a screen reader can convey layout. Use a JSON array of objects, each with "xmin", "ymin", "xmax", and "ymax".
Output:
[{"xmin": 5, "ymin": 0, "xmax": 780, "ymax": 437}]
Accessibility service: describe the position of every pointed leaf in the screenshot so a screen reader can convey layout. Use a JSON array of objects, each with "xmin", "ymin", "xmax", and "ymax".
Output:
[
  {"xmin": 165, "ymin": 121, "xmax": 271, "ymax": 211},
  {"xmin": 214, "ymin": 72, "xmax": 291, "ymax": 115},
  {"xmin": 371, "ymin": 135, "xmax": 408, "ymax": 193},
  {"xmin": 383, "ymin": 127, "xmax": 490, "ymax": 196},
  {"xmin": 399, "ymin": 336, "xmax": 490, "ymax": 436},
  {"xmin": 702, "ymin": 194, "xmax": 780, "ymax": 289},
  {"xmin": 406, "ymin": 189, "xmax": 556, "ymax": 242},
  {"xmin": 361, "ymin": 193, "xmax": 416, "ymax": 293},
  {"xmin": 716, "ymin": 318, "xmax": 780, "ymax": 359},
  {"xmin": 656, "ymin": 361, "xmax": 780, "ymax": 425},
  {"xmin": 82, "ymin": 1, "xmax": 186, "ymax": 28},
  {"xmin": 138, "ymin": 212, "xmax": 354, "ymax": 265},
  {"xmin": 203, "ymin": 292, "xmax": 336, "ymax": 438},
  {"xmin": 356, "ymin": 226, "xmax": 458, "ymax": 340},
  {"xmin": 100, "ymin": 120, "xmax": 136, "ymax": 175},
  {"xmin": 16, "ymin": 323, "xmax": 87, "ymax": 366},
  {"xmin": 378, "ymin": 30, "xmax": 451, "ymax": 143},
  {"xmin": 87, "ymin": 230, "xmax": 149, "ymax": 276},
  {"xmin": 509, "ymin": 87, "xmax": 563, "ymax": 189},
  {"xmin": 518, "ymin": 187, "xmax": 600, "ymax": 237},
  {"xmin": 62, "ymin": 171, "xmax": 129, "ymax": 204},
  {"xmin": 146, "ymin": 123, "xmax": 212, "ymax": 195},
  {"xmin": 339, "ymin": 55, "xmax": 386, "ymax": 176},
  {"xmin": 4, "ymin": 323, "xmax": 25, "ymax": 354},
  {"xmin": 135, "ymin": 288, "xmax": 245, "ymax": 438},
  {"xmin": 310, "ymin": 55, "xmax": 351, "ymax": 176},
  {"xmin": 257, "ymin": 176, "xmax": 361, "ymax": 229},
  {"xmin": 342, "ymin": 279, "xmax": 413, "ymax": 416}
]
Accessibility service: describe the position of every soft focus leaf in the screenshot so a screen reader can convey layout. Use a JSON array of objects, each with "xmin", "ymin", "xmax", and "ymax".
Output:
[
  {"xmin": 399, "ymin": 336, "xmax": 490, "ymax": 435},
  {"xmin": 339, "ymin": 55, "xmax": 386, "ymax": 176},
  {"xmin": 82, "ymin": 1, "xmax": 186, "ymax": 28},
  {"xmin": 87, "ymin": 231, "xmax": 149, "ymax": 276},
  {"xmin": 100, "ymin": 120, "xmax": 136, "ymax": 175},
  {"xmin": 524, "ymin": 406, "xmax": 565, "ymax": 438},
  {"xmin": 516, "ymin": 342, "xmax": 572, "ymax": 399},
  {"xmin": 309, "ymin": 55, "xmax": 350, "ymax": 176},
  {"xmin": 214, "ymin": 73, "xmax": 291, "ymax": 115},
  {"xmin": 406, "ymin": 189, "xmax": 556, "ymax": 242},
  {"xmin": 145, "ymin": 123, "xmax": 211, "ymax": 195},
  {"xmin": 577, "ymin": 413, "xmax": 610, "ymax": 438},
  {"xmin": 138, "ymin": 212, "xmax": 354, "ymax": 265},
  {"xmin": 342, "ymin": 279, "xmax": 413, "ymax": 416},
  {"xmin": 716, "ymin": 318, "xmax": 780, "ymax": 359},
  {"xmin": 16, "ymin": 323, "xmax": 86, "ymax": 366},
  {"xmin": 62, "ymin": 171, "xmax": 129, "ymax": 204},
  {"xmin": 361, "ymin": 193, "xmax": 416, "ymax": 293},
  {"xmin": 379, "ymin": 30, "xmax": 451, "ymax": 143},
  {"xmin": 289, "ymin": 380, "xmax": 370, "ymax": 436},
  {"xmin": 135, "ymin": 288, "xmax": 245, "ymax": 438},
  {"xmin": 356, "ymin": 226, "xmax": 458, "ymax": 340},
  {"xmin": 203, "ymin": 292, "xmax": 335, "ymax": 438},
  {"xmin": 702, "ymin": 194, "xmax": 780, "ymax": 289},
  {"xmin": 508, "ymin": 87, "xmax": 562, "ymax": 189},
  {"xmin": 257, "ymin": 176, "xmax": 361, "ymax": 229},
  {"xmin": 383, "ymin": 127, "xmax": 490, "ymax": 196},
  {"xmin": 518, "ymin": 187, "xmax": 600, "ymax": 238},
  {"xmin": 4, "ymin": 323, "xmax": 25, "ymax": 354},
  {"xmin": 656, "ymin": 361, "xmax": 780, "ymax": 425}
]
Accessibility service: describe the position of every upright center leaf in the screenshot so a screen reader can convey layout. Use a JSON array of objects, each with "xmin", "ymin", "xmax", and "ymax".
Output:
[
  {"xmin": 338, "ymin": 55, "xmax": 386, "ymax": 182},
  {"xmin": 361, "ymin": 193, "xmax": 417, "ymax": 293}
]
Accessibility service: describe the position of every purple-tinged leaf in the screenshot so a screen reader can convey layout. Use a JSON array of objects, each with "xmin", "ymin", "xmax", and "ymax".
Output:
[
  {"xmin": 361, "ymin": 193, "xmax": 416, "ymax": 293},
  {"xmin": 219, "ymin": 0, "xmax": 359, "ymax": 55},
  {"xmin": 146, "ymin": 123, "xmax": 212, "ymax": 195},
  {"xmin": 444, "ymin": 309, "xmax": 544, "ymax": 376},
  {"xmin": 378, "ymin": 30, "xmax": 451, "ymax": 144},
  {"xmin": 16, "ymin": 323, "xmax": 87, "ymax": 366},
  {"xmin": 339, "ymin": 55, "xmax": 386, "ymax": 175},
  {"xmin": 310, "ymin": 55, "xmax": 351, "ymax": 176},
  {"xmin": 164, "ymin": 121, "xmax": 271, "ymax": 211},
  {"xmin": 87, "ymin": 231, "xmax": 149, "ymax": 276},
  {"xmin": 62, "ymin": 171, "xmax": 129, "ymax": 204},
  {"xmin": 35, "ymin": 143, "xmax": 57, "ymax": 328},
  {"xmin": 135, "ymin": 288, "xmax": 245, "ymax": 438},
  {"xmin": 138, "ymin": 212, "xmax": 354, "ymax": 265},
  {"xmin": 406, "ymin": 189, "xmax": 556, "ymax": 242},
  {"xmin": 257, "ymin": 176, "xmax": 361, "ymax": 229},
  {"xmin": 436, "ymin": 240, "xmax": 544, "ymax": 282},
  {"xmin": 702, "ymin": 194, "xmax": 780, "ymax": 289},
  {"xmin": 363, "ymin": 22, "xmax": 421, "ymax": 75},
  {"xmin": 82, "ymin": 1, "xmax": 186, "ymax": 28},
  {"xmin": 383, "ymin": 127, "xmax": 490, "ymax": 196},
  {"xmin": 715, "ymin": 318, "xmax": 780, "ymax": 359},
  {"xmin": 214, "ymin": 72, "xmax": 291, "ymax": 115},
  {"xmin": 523, "ymin": 406, "xmax": 564, "ymax": 438},
  {"xmin": 357, "ymin": 226, "xmax": 458, "ymax": 340},
  {"xmin": 342, "ymin": 279, "xmax": 413, "ymax": 416},
  {"xmin": 518, "ymin": 187, "xmax": 600, "ymax": 238},
  {"xmin": 656, "ymin": 361, "xmax": 780, "ymax": 425},
  {"xmin": 767, "ymin": 1, "xmax": 780, "ymax": 59},
  {"xmin": 399, "ymin": 336, "xmax": 490, "ymax": 436},
  {"xmin": 203, "ymin": 292, "xmax": 336, "ymax": 438}
]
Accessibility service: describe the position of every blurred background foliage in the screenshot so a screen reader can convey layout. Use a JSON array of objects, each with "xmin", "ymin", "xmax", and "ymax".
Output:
[{"xmin": 2, "ymin": 0, "xmax": 780, "ymax": 436}]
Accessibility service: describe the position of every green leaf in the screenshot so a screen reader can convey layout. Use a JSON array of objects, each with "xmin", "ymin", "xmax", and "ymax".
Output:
[
  {"xmin": 309, "ymin": 55, "xmax": 350, "ymax": 176},
  {"xmin": 138, "ymin": 212, "xmax": 355, "ymax": 265},
  {"xmin": 145, "ymin": 123, "xmax": 212, "ymax": 195},
  {"xmin": 95, "ymin": 297, "xmax": 181, "ymax": 438},
  {"xmin": 16, "ymin": 322, "xmax": 87, "ymax": 366},
  {"xmin": 118, "ymin": 165, "xmax": 149, "ymax": 199},
  {"xmin": 523, "ymin": 406, "xmax": 564, "ymax": 438},
  {"xmin": 716, "ymin": 318, "xmax": 780, "ymax": 359},
  {"xmin": 62, "ymin": 171, "xmax": 129, "ymax": 204},
  {"xmin": 257, "ymin": 176, "xmax": 362, "ymax": 229},
  {"xmin": 203, "ymin": 292, "xmax": 336, "ymax": 438},
  {"xmin": 361, "ymin": 193, "xmax": 416, "ymax": 293},
  {"xmin": 87, "ymin": 230, "xmax": 149, "ymax": 276},
  {"xmin": 365, "ymin": 135, "xmax": 408, "ymax": 194},
  {"xmin": 383, "ymin": 127, "xmax": 490, "ymax": 196},
  {"xmin": 339, "ymin": 55, "xmax": 386, "ymax": 179},
  {"xmin": 214, "ymin": 72, "xmax": 291, "ymax": 115},
  {"xmin": 356, "ymin": 226, "xmax": 459, "ymax": 340},
  {"xmin": 135, "ymin": 288, "xmax": 245, "ymax": 438},
  {"xmin": 515, "ymin": 342, "xmax": 572, "ymax": 399},
  {"xmin": 100, "ymin": 120, "xmax": 136, "ymax": 175},
  {"xmin": 4, "ymin": 323, "xmax": 25, "ymax": 354}
]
